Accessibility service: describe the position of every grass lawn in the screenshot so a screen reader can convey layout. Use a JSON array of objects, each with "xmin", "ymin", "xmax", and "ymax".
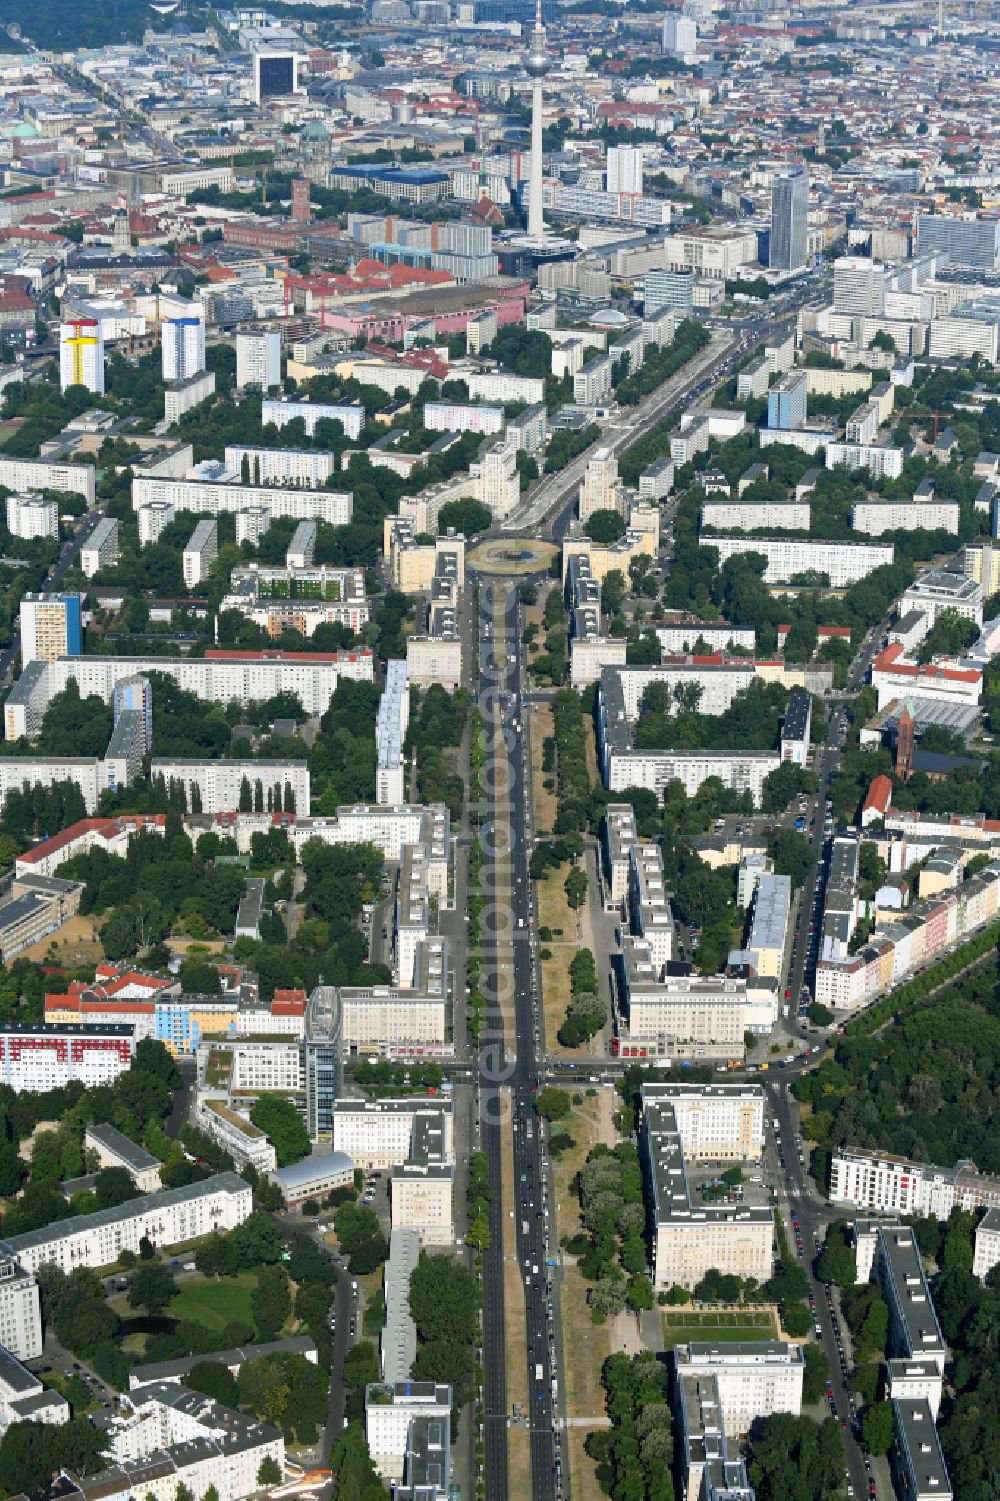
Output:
[
  {"xmin": 529, "ymin": 699, "xmax": 556, "ymax": 835},
  {"xmin": 169, "ymin": 1272, "xmax": 257, "ymax": 1331},
  {"xmin": 553, "ymin": 1091, "xmax": 613, "ymax": 1501},
  {"xmin": 660, "ymin": 1309, "xmax": 777, "ymax": 1351},
  {"xmin": 502, "ymin": 1102, "xmax": 529, "ymax": 1499}
]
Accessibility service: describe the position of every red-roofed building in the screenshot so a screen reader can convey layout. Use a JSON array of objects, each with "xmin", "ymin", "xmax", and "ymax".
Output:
[
  {"xmin": 0, "ymin": 275, "xmax": 37, "ymax": 332},
  {"xmin": 15, "ymin": 816, "xmax": 165, "ymax": 880},
  {"xmin": 861, "ymin": 774, "xmax": 893, "ymax": 827},
  {"xmin": 871, "ymin": 642, "xmax": 982, "ymax": 709},
  {"xmin": 204, "ymin": 648, "xmax": 373, "ymax": 668}
]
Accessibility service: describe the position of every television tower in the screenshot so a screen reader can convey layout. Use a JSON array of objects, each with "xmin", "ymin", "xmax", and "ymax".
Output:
[{"xmin": 524, "ymin": 0, "xmax": 549, "ymax": 237}]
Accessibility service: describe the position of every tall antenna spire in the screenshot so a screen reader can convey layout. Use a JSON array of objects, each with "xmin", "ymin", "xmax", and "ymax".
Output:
[{"xmin": 524, "ymin": 0, "xmax": 549, "ymax": 237}]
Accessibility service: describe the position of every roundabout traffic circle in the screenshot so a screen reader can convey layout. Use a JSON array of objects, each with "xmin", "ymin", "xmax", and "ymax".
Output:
[{"xmin": 466, "ymin": 536, "xmax": 558, "ymax": 575}]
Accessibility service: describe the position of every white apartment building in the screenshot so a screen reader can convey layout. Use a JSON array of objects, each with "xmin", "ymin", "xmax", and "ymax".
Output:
[
  {"xmin": 390, "ymin": 1105, "xmax": 453, "ymax": 1241},
  {"xmin": 222, "ymin": 570, "xmax": 368, "ymax": 636},
  {"xmin": 674, "ymin": 1342, "xmax": 803, "ymax": 1440},
  {"xmin": 204, "ymin": 1039, "xmax": 304, "ymax": 1097},
  {"xmin": 466, "ymin": 370, "xmax": 545, "ymax": 405},
  {"xmin": 236, "ymin": 330, "xmax": 281, "ymax": 390},
  {"xmin": 831, "ymin": 1148, "xmax": 1000, "ymax": 1222},
  {"xmin": 152, "ymin": 758, "xmax": 309, "ymax": 815},
  {"xmin": 604, "ymin": 745, "xmax": 779, "ymax": 800},
  {"xmin": 0, "ymin": 458, "xmax": 95, "ymax": 504},
  {"xmin": 506, "ymin": 401, "xmax": 547, "ymax": 454},
  {"xmin": 579, "ymin": 449, "xmax": 624, "ymax": 522},
  {"xmin": 826, "ymin": 442, "xmax": 905, "ymax": 480},
  {"xmin": 182, "ymin": 519, "xmax": 218, "ymax": 589},
  {"xmin": 235, "ymin": 507, "xmax": 272, "ymax": 546},
  {"xmin": 853, "ymin": 1221, "xmax": 948, "ymax": 1382},
  {"xmin": 570, "ymin": 633, "xmax": 627, "ymax": 688},
  {"xmin": 845, "ymin": 402, "xmax": 880, "ymax": 446},
  {"xmin": 465, "ymin": 310, "xmax": 497, "ymax": 354},
  {"xmin": 662, "ymin": 11, "xmax": 697, "ymax": 55},
  {"xmin": 225, "ymin": 446, "xmax": 338, "ymax": 488},
  {"xmin": 196, "ymin": 1100, "xmax": 277, "ymax": 1174},
  {"xmin": 651, "ymin": 1083, "xmax": 765, "ymax": 1160},
  {"xmin": 340, "ymin": 982, "xmax": 448, "ymax": 1052},
  {"xmin": 607, "ymin": 144, "xmax": 644, "ymax": 195},
  {"xmin": 346, "ymin": 359, "xmax": 430, "ymax": 397},
  {"xmin": 898, "ymin": 569, "xmax": 983, "ymax": 630},
  {"xmin": 0, "ymin": 1022, "xmax": 134, "ymax": 1092},
  {"xmin": 973, "ymin": 1207, "xmax": 1000, "ymax": 1281},
  {"xmin": 602, "ymin": 802, "xmax": 638, "ymax": 906},
  {"xmin": 662, "ymin": 227, "xmax": 758, "ymax": 280},
  {"xmin": 286, "ymin": 520, "xmax": 317, "ymax": 569},
  {"xmin": 165, "ymin": 371, "xmax": 217, "ymax": 425},
  {"xmin": 575, "ymin": 355, "xmax": 613, "ymax": 406},
  {"xmin": 19, "ymin": 594, "xmax": 82, "ymax": 666},
  {"xmin": 80, "ymin": 517, "xmax": 120, "ymax": 577},
  {"xmin": 476, "ymin": 438, "xmax": 520, "ymax": 518},
  {"xmin": 5, "ymin": 651, "xmax": 371, "ymax": 742},
  {"xmin": 161, "ymin": 314, "xmax": 206, "ymax": 383},
  {"xmin": 423, "ymin": 401, "xmax": 503, "ymax": 436},
  {"xmin": 0, "ymin": 756, "xmax": 104, "ymax": 814},
  {"xmin": 642, "ymin": 1084, "xmax": 772, "ymax": 1290},
  {"xmin": 6, "ymin": 650, "xmax": 372, "ymax": 742},
  {"xmin": 394, "ymin": 843, "xmax": 429, "ymax": 989},
  {"xmin": 870, "ymin": 644, "xmax": 982, "ymax": 711},
  {"xmin": 137, "ymin": 501, "xmax": 175, "ymax": 546},
  {"xmin": 654, "ymin": 623, "xmax": 756, "ymax": 654},
  {"xmin": 929, "ymin": 315, "xmax": 1000, "ymax": 362},
  {"xmin": 712, "ymin": 536, "xmax": 894, "ymax": 586},
  {"xmin": 289, "ymin": 804, "xmax": 450, "ymax": 898},
  {"xmin": 737, "ymin": 355, "xmax": 770, "ymax": 401},
  {"xmin": 834, "ymin": 257, "xmax": 887, "ymax": 317},
  {"xmin": 262, "ymin": 396, "xmax": 364, "ymax": 440},
  {"xmin": 0, "ymin": 1256, "xmax": 42, "ymax": 1361},
  {"xmin": 628, "ymin": 842, "xmax": 675, "ymax": 970},
  {"xmin": 60, "ymin": 319, "xmax": 104, "ymax": 395},
  {"xmin": 407, "ymin": 635, "xmax": 463, "ymax": 692},
  {"xmin": 222, "ymin": 593, "xmax": 369, "ymax": 639},
  {"xmin": 133, "ymin": 476, "xmax": 352, "ymax": 526},
  {"xmin": 0, "ymin": 1346, "xmax": 67, "ymax": 1430},
  {"xmin": 0, "ymin": 1172, "xmax": 252, "ymax": 1274},
  {"xmin": 102, "ymin": 1381, "xmax": 283, "ymax": 1501},
  {"xmin": 84, "ymin": 1124, "xmax": 161, "ymax": 1194},
  {"xmin": 639, "ymin": 456, "xmax": 675, "ymax": 499},
  {"xmin": 332, "ymin": 1099, "xmax": 454, "ymax": 1171},
  {"xmin": 376, "ymin": 660, "xmax": 409, "ymax": 805},
  {"xmin": 366, "ymin": 1382, "xmax": 452, "ymax": 1485},
  {"xmin": 622, "ymin": 956, "xmax": 749, "ymax": 1050},
  {"xmin": 6, "ymin": 495, "xmax": 58, "ymax": 541},
  {"xmin": 701, "ymin": 499, "xmax": 810, "ymax": 532},
  {"xmin": 603, "ymin": 661, "xmax": 758, "ymax": 721},
  {"xmin": 671, "ymin": 417, "xmax": 711, "ymax": 465},
  {"xmin": 852, "ymin": 501, "xmax": 959, "ymax": 536}
]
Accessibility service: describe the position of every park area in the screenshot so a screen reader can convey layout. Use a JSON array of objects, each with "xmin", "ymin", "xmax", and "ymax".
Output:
[
  {"xmin": 169, "ymin": 1271, "xmax": 258, "ymax": 1331},
  {"xmin": 110, "ymin": 1270, "xmax": 261, "ymax": 1351},
  {"xmin": 661, "ymin": 1307, "xmax": 779, "ymax": 1350}
]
